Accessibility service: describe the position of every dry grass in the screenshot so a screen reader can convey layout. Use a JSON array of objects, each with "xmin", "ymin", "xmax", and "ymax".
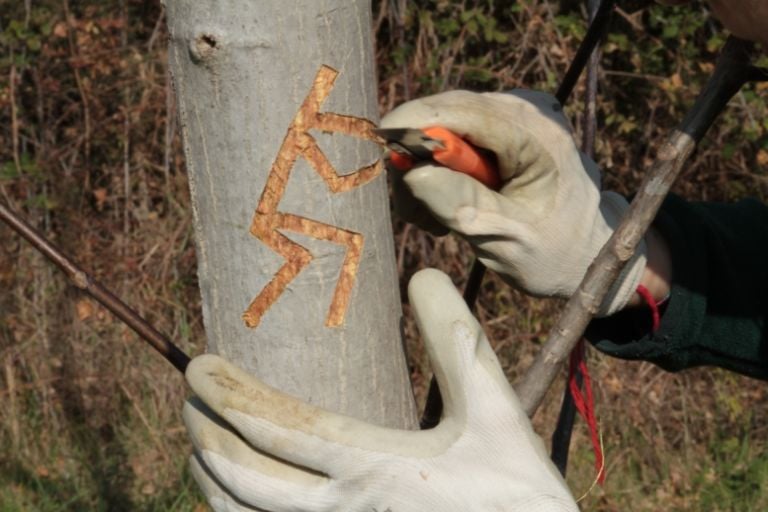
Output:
[{"xmin": 1, "ymin": 0, "xmax": 767, "ymax": 510}]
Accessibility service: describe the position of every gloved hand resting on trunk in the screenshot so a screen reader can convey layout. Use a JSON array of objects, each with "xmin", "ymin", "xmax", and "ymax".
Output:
[{"xmin": 183, "ymin": 268, "xmax": 578, "ymax": 512}]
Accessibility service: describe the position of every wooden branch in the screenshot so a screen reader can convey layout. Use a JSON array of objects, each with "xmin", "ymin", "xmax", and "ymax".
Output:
[
  {"xmin": 516, "ymin": 37, "xmax": 761, "ymax": 416},
  {"xmin": 0, "ymin": 201, "xmax": 191, "ymax": 373},
  {"xmin": 555, "ymin": 0, "xmax": 616, "ymax": 105},
  {"xmin": 551, "ymin": 0, "xmax": 603, "ymax": 476}
]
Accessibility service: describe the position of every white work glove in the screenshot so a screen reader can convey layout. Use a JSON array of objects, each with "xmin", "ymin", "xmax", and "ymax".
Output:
[
  {"xmin": 381, "ymin": 90, "xmax": 647, "ymax": 316},
  {"xmin": 184, "ymin": 268, "xmax": 578, "ymax": 512}
]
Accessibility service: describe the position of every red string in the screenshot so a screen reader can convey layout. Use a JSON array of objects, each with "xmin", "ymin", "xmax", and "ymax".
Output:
[
  {"xmin": 635, "ymin": 284, "xmax": 661, "ymax": 331},
  {"xmin": 568, "ymin": 339, "xmax": 604, "ymax": 484},
  {"xmin": 566, "ymin": 285, "xmax": 663, "ymax": 485}
]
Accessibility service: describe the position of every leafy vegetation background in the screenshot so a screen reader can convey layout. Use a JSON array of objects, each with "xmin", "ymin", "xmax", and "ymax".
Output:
[{"xmin": 1, "ymin": 1, "xmax": 766, "ymax": 510}]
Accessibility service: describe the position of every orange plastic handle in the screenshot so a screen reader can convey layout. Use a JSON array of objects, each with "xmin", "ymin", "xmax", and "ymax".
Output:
[
  {"xmin": 422, "ymin": 126, "xmax": 501, "ymax": 190},
  {"xmin": 388, "ymin": 151, "xmax": 414, "ymax": 172}
]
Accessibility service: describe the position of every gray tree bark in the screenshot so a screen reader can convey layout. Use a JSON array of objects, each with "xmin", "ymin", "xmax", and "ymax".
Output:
[{"xmin": 164, "ymin": 0, "xmax": 417, "ymax": 429}]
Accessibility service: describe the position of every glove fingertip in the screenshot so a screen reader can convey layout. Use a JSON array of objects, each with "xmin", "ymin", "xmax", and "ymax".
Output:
[
  {"xmin": 402, "ymin": 165, "xmax": 457, "ymax": 193},
  {"xmin": 185, "ymin": 353, "xmax": 226, "ymax": 385},
  {"xmin": 407, "ymin": 268, "xmax": 453, "ymax": 299},
  {"xmin": 380, "ymin": 91, "xmax": 476, "ymax": 129},
  {"xmin": 404, "ymin": 166, "xmax": 475, "ymax": 220},
  {"xmin": 185, "ymin": 354, "xmax": 264, "ymax": 421},
  {"xmin": 407, "ymin": 268, "xmax": 482, "ymax": 359},
  {"xmin": 407, "ymin": 269, "xmax": 483, "ymax": 371}
]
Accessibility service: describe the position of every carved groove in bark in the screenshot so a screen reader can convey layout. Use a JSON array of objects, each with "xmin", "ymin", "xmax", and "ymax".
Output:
[{"xmin": 245, "ymin": 65, "xmax": 383, "ymax": 328}]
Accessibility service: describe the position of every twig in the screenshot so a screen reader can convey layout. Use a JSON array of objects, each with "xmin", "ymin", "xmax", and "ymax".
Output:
[
  {"xmin": 602, "ymin": 69, "xmax": 666, "ymax": 82},
  {"xmin": 121, "ymin": 0, "xmax": 132, "ymax": 238},
  {"xmin": 4, "ymin": 355, "xmax": 20, "ymax": 450},
  {"xmin": 515, "ymin": 37, "xmax": 762, "ymax": 416},
  {"xmin": 551, "ymin": 0, "xmax": 603, "ymax": 477},
  {"xmin": 9, "ymin": 62, "xmax": 22, "ymax": 176},
  {"xmin": 581, "ymin": 12, "xmax": 600, "ymax": 160},
  {"xmin": 0, "ymin": 202, "xmax": 191, "ymax": 373},
  {"xmin": 62, "ymin": 0, "xmax": 92, "ymax": 160},
  {"xmin": 146, "ymin": 8, "xmax": 165, "ymax": 53},
  {"xmin": 163, "ymin": 66, "xmax": 175, "ymax": 194},
  {"xmin": 555, "ymin": 0, "xmax": 616, "ymax": 105},
  {"xmin": 390, "ymin": 0, "xmax": 410, "ymax": 101}
]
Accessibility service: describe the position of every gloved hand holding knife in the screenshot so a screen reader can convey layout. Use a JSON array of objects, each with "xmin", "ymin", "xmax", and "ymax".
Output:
[{"xmin": 380, "ymin": 89, "xmax": 650, "ymax": 316}]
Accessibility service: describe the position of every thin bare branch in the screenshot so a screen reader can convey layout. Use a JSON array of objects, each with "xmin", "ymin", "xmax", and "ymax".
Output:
[
  {"xmin": 551, "ymin": 0, "xmax": 603, "ymax": 476},
  {"xmin": 0, "ymin": 202, "xmax": 191, "ymax": 373},
  {"xmin": 555, "ymin": 0, "xmax": 615, "ymax": 105}
]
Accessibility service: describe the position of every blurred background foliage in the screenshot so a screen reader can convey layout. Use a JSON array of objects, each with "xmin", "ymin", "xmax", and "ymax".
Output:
[{"xmin": 0, "ymin": 0, "xmax": 766, "ymax": 510}]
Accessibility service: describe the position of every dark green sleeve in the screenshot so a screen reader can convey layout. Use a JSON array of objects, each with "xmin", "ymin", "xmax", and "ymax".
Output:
[{"xmin": 586, "ymin": 193, "xmax": 768, "ymax": 381}]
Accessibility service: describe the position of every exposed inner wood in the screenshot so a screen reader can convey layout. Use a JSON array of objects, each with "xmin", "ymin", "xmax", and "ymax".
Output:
[{"xmin": 244, "ymin": 65, "xmax": 383, "ymax": 328}]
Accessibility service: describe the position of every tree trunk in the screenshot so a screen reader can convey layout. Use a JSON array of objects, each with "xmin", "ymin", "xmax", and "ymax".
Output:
[{"xmin": 164, "ymin": 0, "xmax": 417, "ymax": 429}]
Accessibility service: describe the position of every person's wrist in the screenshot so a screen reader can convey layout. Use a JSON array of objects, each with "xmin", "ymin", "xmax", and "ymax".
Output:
[{"xmin": 626, "ymin": 227, "xmax": 672, "ymax": 307}]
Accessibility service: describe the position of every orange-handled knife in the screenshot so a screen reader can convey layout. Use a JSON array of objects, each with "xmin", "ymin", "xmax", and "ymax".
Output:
[{"xmin": 375, "ymin": 126, "xmax": 501, "ymax": 190}]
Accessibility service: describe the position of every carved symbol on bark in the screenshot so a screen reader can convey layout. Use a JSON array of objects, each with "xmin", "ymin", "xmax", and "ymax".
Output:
[{"xmin": 243, "ymin": 65, "xmax": 383, "ymax": 329}]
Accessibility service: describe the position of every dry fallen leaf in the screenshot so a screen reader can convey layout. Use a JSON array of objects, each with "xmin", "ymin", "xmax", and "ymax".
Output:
[
  {"xmin": 757, "ymin": 149, "xmax": 768, "ymax": 168},
  {"xmin": 52, "ymin": 22, "xmax": 68, "ymax": 38},
  {"xmin": 670, "ymin": 72, "xmax": 683, "ymax": 89},
  {"xmin": 76, "ymin": 299, "xmax": 95, "ymax": 321},
  {"xmin": 93, "ymin": 188, "xmax": 108, "ymax": 211},
  {"xmin": 141, "ymin": 482, "xmax": 157, "ymax": 495}
]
